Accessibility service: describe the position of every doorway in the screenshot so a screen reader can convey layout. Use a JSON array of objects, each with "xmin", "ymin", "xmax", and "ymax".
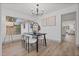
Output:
[{"xmin": 61, "ymin": 12, "xmax": 76, "ymax": 44}]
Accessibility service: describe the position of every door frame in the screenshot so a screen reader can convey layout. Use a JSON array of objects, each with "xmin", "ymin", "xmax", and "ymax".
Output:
[{"xmin": 61, "ymin": 11, "xmax": 77, "ymax": 43}]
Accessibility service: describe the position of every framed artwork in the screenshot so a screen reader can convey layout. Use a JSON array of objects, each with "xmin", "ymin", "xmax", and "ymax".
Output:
[
  {"xmin": 6, "ymin": 16, "xmax": 21, "ymax": 35},
  {"xmin": 42, "ymin": 16, "xmax": 56, "ymax": 26},
  {"xmin": 46, "ymin": 16, "xmax": 56, "ymax": 26}
]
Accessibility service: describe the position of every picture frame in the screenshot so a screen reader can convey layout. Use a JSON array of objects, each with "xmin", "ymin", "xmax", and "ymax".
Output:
[{"xmin": 42, "ymin": 16, "xmax": 56, "ymax": 26}]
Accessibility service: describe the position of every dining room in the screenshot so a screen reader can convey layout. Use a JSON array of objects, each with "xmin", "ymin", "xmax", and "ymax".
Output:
[{"xmin": 1, "ymin": 3, "xmax": 79, "ymax": 56}]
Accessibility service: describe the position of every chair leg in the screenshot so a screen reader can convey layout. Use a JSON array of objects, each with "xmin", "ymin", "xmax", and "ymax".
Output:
[
  {"xmin": 36, "ymin": 42, "xmax": 37, "ymax": 52},
  {"xmin": 36, "ymin": 36, "xmax": 38, "ymax": 52},
  {"xmin": 44, "ymin": 35, "xmax": 47, "ymax": 47},
  {"xmin": 28, "ymin": 42, "xmax": 29, "ymax": 53},
  {"xmin": 27, "ymin": 36, "xmax": 29, "ymax": 53},
  {"xmin": 25, "ymin": 43, "xmax": 27, "ymax": 50},
  {"xmin": 43, "ymin": 39, "xmax": 45, "ymax": 46},
  {"xmin": 22, "ymin": 40, "xmax": 25, "ymax": 48}
]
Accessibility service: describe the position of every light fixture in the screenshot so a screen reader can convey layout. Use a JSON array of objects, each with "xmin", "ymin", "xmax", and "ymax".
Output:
[{"xmin": 32, "ymin": 4, "xmax": 44, "ymax": 16}]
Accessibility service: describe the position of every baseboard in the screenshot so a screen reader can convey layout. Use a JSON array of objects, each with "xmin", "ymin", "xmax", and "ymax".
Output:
[{"xmin": 47, "ymin": 39, "xmax": 61, "ymax": 43}]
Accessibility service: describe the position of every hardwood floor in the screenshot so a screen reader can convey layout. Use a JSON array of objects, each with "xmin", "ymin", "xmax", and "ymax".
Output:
[{"xmin": 2, "ymin": 35, "xmax": 79, "ymax": 56}]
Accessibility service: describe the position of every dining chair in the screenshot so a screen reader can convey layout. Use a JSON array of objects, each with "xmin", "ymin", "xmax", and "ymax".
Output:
[
  {"xmin": 38, "ymin": 35, "xmax": 47, "ymax": 47},
  {"xmin": 22, "ymin": 34, "xmax": 37, "ymax": 53},
  {"xmin": 32, "ymin": 22, "xmax": 47, "ymax": 47}
]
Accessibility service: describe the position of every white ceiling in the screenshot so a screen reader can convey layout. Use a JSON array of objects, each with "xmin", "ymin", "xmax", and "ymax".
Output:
[{"xmin": 2, "ymin": 3, "xmax": 76, "ymax": 16}]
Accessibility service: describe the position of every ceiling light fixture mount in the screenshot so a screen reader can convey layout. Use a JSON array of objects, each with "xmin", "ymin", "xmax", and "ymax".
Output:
[{"xmin": 32, "ymin": 4, "xmax": 44, "ymax": 16}]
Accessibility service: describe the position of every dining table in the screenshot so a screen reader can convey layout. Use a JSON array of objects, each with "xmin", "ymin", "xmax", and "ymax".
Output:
[{"xmin": 25, "ymin": 32, "xmax": 47, "ymax": 52}]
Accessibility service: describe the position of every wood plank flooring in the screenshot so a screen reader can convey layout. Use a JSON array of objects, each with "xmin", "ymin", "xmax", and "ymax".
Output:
[{"xmin": 2, "ymin": 35, "xmax": 79, "ymax": 56}]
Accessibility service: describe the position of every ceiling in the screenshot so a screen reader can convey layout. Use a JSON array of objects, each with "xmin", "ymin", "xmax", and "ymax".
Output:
[{"xmin": 2, "ymin": 3, "xmax": 76, "ymax": 16}]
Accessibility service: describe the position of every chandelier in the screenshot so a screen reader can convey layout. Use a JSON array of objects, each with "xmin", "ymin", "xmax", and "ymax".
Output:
[{"xmin": 32, "ymin": 4, "xmax": 44, "ymax": 16}]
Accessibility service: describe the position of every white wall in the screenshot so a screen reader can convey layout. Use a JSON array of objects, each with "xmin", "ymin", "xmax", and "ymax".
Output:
[
  {"xmin": 76, "ymin": 4, "xmax": 79, "ymax": 47},
  {"xmin": 37, "ymin": 4, "xmax": 77, "ymax": 42},
  {"xmin": 1, "ymin": 6, "xmax": 33, "ymax": 43},
  {"xmin": 0, "ymin": 3, "xmax": 2, "ymax": 56}
]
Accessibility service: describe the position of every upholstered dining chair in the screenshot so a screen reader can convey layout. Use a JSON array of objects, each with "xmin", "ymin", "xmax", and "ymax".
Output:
[
  {"xmin": 21, "ymin": 33, "xmax": 37, "ymax": 53},
  {"xmin": 32, "ymin": 22, "xmax": 47, "ymax": 47}
]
